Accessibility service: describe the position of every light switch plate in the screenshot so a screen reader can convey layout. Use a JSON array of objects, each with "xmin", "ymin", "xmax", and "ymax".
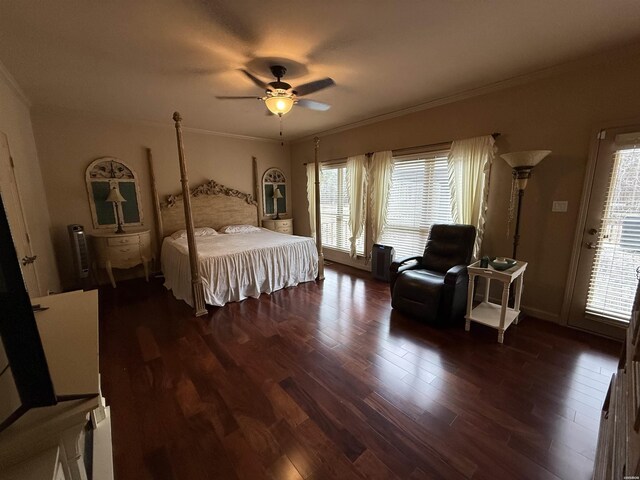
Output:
[{"xmin": 552, "ymin": 201, "xmax": 568, "ymax": 212}]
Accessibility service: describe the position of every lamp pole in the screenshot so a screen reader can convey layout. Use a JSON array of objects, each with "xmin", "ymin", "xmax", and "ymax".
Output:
[{"xmin": 512, "ymin": 175, "xmax": 526, "ymax": 259}]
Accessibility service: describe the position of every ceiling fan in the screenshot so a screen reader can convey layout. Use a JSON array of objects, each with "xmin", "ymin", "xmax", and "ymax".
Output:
[{"xmin": 217, "ymin": 65, "xmax": 335, "ymax": 116}]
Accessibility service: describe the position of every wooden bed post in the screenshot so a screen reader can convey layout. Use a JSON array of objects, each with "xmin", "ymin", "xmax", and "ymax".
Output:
[
  {"xmin": 314, "ymin": 136, "xmax": 324, "ymax": 280},
  {"xmin": 172, "ymin": 112, "xmax": 207, "ymax": 317},
  {"xmin": 253, "ymin": 156, "xmax": 260, "ymax": 225},
  {"xmin": 147, "ymin": 148, "xmax": 163, "ymax": 262}
]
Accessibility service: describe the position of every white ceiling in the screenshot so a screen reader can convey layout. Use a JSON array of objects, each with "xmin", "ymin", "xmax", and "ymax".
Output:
[{"xmin": 1, "ymin": 0, "xmax": 640, "ymax": 140}]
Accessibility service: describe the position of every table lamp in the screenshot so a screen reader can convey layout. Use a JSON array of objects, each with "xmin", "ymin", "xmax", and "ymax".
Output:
[
  {"xmin": 106, "ymin": 185, "xmax": 127, "ymax": 234},
  {"xmin": 273, "ymin": 187, "xmax": 283, "ymax": 219}
]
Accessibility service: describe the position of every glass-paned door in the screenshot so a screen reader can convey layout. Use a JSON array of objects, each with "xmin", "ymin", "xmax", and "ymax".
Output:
[{"xmin": 569, "ymin": 126, "xmax": 640, "ymax": 338}]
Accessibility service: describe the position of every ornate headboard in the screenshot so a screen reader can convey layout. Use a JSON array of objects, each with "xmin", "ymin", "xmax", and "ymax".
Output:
[{"xmin": 158, "ymin": 179, "xmax": 258, "ymax": 238}]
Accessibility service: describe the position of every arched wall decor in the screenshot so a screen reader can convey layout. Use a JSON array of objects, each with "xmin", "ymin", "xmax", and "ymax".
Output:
[
  {"xmin": 85, "ymin": 157, "xmax": 144, "ymax": 229},
  {"xmin": 262, "ymin": 167, "xmax": 287, "ymax": 217}
]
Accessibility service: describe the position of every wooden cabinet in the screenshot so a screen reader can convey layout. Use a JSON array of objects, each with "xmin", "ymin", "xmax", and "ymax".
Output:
[
  {"xmin": 262, "ymin": 218, "xmax": 294, "ymax": 235},
  {"xmin": 91, "ymin": 229, "xmax": 151, "ymax": 287},
  {"xmin": 593, "ymin": 283, "xmax": 640, "ymax": 478}
]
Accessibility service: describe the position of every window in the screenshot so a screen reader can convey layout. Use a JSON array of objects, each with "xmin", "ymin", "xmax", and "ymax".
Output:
[
  {"xmin": 380, "ymin": 151, "xmax": 452, "ymax": 259},
  {"xmin": 320, "ymin": 164, "xmax": 365, "ymax": 255}
]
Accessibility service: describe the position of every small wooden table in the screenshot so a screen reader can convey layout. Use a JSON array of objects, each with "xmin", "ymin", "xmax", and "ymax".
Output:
[{"xmin": 465, "ymin": 259, "xmax": 527, "ymax": 343}]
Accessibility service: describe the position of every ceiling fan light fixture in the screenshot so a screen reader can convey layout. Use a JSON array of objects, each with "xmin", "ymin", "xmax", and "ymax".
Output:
[{"xmin": 265, "ymin": 95, "xmax": 294, "ymax": 116}]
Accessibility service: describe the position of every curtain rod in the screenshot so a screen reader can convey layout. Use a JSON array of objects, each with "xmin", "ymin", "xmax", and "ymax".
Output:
[{"xmin": 303, "ymin": 132, "xmax": 500, "ymax": 165}]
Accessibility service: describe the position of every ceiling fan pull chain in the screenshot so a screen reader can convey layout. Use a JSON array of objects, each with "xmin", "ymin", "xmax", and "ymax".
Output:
[{"xmin": 280, "ymin": 115, "xmax": 284, "ymax": 146}]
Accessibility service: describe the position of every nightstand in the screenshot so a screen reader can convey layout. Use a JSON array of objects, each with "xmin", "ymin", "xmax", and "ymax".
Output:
[
  {"xmin": 90, "ymin": 229, "xmax": 152, "ymax": 287},
  {"xmin": 262, "ymin": 218, "xmax": 294, "ymax": 235}
]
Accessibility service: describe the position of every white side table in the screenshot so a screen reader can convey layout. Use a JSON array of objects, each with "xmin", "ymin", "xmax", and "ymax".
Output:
[{"xmin": 465, "ymin": 259, "xmax": 527, "ymax": 343}]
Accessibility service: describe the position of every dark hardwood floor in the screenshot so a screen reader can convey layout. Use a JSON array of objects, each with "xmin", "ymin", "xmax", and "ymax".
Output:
[{"xmin": 99, "ymin": 264, "xmax": 621, "ymax": 480}]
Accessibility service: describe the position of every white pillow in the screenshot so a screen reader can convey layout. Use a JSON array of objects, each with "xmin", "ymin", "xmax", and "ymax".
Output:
[
  {"xmin": 170, "ymin": 227, "xmax": 218, "ymax": 240},
  {"xmin": 219, "ymin": 224, "xmax": 261, "ymax": 234}
]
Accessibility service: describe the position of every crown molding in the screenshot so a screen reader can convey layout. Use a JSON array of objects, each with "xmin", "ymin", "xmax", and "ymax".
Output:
[
  {"xmin": 291, "ymin": 67, "xmax": 572, "ymax": 143},
  {"xmin": 178, "ymin": 123, "xmax": 283, "ymax": 144},
  {"xmin": 291, "ymin": 42, "xmax": 640, "ymax": 144},
  {"xmin": 33, "ymin": 104, "xmax": 285, "ymax": 144},
  {"xmin": 0, "ymin": 60, "xmax": 31, "ymax": 108}
]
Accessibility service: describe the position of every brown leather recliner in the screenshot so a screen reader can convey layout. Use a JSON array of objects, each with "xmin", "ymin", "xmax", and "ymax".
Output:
[{"xmin": 390, "ymin": 224, "xmax": 476, "ymax": 324}]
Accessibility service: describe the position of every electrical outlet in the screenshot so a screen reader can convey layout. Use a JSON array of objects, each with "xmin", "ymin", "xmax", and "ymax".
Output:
[{"xmin": 552, "ymin": 201, "xmax": 568, "ymax": 212}]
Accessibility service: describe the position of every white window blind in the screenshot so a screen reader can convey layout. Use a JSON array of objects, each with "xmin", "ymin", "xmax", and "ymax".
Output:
[
  {"xmin": 380, "ymin": 152, "xmax": 452, "ymax": 260},
  {"xmin": 320, "ymin": 164, "xmax": 364, "ymax": 254},
  {"xmin": 586, "ymin": 147, "xmax": 640, "ymax": 323}
]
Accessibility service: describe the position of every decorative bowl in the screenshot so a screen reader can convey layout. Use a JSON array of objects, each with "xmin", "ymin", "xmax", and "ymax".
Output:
[{"xmin": 489, "ymin": 257, "xmax": 517, "ymax": 271}]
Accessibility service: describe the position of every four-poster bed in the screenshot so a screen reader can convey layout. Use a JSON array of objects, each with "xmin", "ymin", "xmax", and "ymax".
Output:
[{"xmin": 154, "ymin": 112, "xmax": 320, "ymax": 313}]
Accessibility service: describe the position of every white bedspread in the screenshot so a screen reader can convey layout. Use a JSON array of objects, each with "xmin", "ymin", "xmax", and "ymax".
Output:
[{"xmin": 161, "ymin": 229, "xmax": 318, "ymax": 307}]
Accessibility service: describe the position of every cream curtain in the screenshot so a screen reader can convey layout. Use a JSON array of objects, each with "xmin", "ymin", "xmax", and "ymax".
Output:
[
  {"xmin": 447, "ymin": 135, "xmax": 496, "ymax": 259},
  {"xmin": 306, "ymin": 162, "xmax": 316, "ymax": 239},
  {"xmin": 369, "ymin": 150, "xmax": 394, "ymax": 244},
  {"xmin": 346, "ymin": 154, "xmax": 367, "ymax": 257}
]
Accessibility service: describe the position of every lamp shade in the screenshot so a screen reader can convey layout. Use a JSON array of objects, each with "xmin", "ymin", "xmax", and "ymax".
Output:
[
  {"xmin": 265, "ymin": 95, "xmax": 294, "ymax": 116},
  {"xmin": 273, "ymin": 187, "xmax": 283, "ymax": 199},
  {"xmin": 105, "ymin": 187, "xmax": 126, "ymax": 203},
  {"xmin": 500, "ymin": 150, "xmax": 551, "ymax": 169}
]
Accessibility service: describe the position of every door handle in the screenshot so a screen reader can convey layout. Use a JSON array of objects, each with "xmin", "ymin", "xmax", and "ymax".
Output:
[
  {"xmin": 585, "ymin": 242, "xmax": 596, "ymax": 249},
  {"xmin": 21, "ymin": 255, "xmax": 37, "ymax": 265}
]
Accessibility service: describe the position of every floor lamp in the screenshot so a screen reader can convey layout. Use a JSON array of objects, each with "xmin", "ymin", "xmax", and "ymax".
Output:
[{"xmin": 500, "ymin": 150, "xmax": 551, "ymax": 259}]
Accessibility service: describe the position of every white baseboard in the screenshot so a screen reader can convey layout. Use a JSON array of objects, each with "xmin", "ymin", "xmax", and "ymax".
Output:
[{"xmin": 520, "ymin": 306, "xmax": 561, "ymax": 324}]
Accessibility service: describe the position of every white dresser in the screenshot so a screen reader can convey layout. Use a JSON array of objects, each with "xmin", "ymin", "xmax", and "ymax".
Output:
[
  {"xmin": 262, "ymin": 218, "xmax": 294, "ymax": 235},
  {"xmin": 91, "ymin": 229, "xmax": 151, "ymax": 287}
]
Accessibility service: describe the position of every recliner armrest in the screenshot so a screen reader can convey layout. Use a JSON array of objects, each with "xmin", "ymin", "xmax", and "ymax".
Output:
[
  {"xmin": 444, "ymin": 264, "xmax": 468, "ymax": 286},
  {"xmin": 389, "ymin": 255, "xmax": 422, "ymax": 294},
  {"xmin": 390, "ymin": 255, "xmax": 422, "ymax": 273}
]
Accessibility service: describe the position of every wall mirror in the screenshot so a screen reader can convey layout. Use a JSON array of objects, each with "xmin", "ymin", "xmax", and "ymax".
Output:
[
  {"xmin": 85, "ymin": 157, "xmax": 143, "ymax": 229},
  {"xmin": 262, "ymin": 167, "xmax": 287, "ymax": 218}
]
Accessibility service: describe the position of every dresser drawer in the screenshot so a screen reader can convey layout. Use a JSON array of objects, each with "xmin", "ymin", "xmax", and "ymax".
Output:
[
  {"xmin": 262, "ymin": 218, "xmax": 294, "ymax": 234},
  {"xmin": 107, "ymin": 235, "xmax": 139, "ymax": 246},
  {"xmin": 139, "ymin": 231, "xmax": 151, "ymax": 248},
  {"xmin": 107, "ymin": 245, "xmax": 141, "ymax": 265}
]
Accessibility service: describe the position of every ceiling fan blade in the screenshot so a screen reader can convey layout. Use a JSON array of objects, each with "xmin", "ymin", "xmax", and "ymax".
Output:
[
  {"xmin": 240, "ymin": 69, "xmax": 273, "ymax": 91},
  {"xmin": 215, "ymin": 96, "xmax": 262, "ymax": 100},
  {"xmin": 296, "ymin": 99, "xmax": 331, "ymax": 111},
  {"xmin": 294, "ymin": 78, "xmax": 335, "ymax": 96}
]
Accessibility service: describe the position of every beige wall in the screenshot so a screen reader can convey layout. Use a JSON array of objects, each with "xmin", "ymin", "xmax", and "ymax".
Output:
[
  {"xmin": 291, "ymin": 48, "xmax": 640, "ymax": 323},
  {"xmin": 32, "ymin": 107, "xmax": 290, "ymax": 289},
  {"xmin": 0, "ymin": 69, "xmax": 60, "ymax": 296}
]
